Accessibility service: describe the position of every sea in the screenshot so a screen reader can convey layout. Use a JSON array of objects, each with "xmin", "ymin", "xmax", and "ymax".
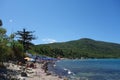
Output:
[{"xmin": 48, "ymin": 59, "xmax": 120, "ymax": 80}]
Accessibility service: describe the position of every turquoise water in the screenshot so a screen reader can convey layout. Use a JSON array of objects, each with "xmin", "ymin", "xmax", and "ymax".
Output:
[{"xmin": 49, "ymin": 59, "xmax": 120, "ymax": 80}]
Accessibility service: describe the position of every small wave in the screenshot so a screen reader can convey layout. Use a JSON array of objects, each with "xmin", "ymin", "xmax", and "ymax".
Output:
[
  {"xmin": 63, "ymin": 68, "xmax": 68, "ymax": 71},
  {"xmin": 68, "ymin": 70, "xmax": 72, "ymax": 74},
  {"xmin": 63, "ymin": 67, "xmax": 75, "ymax": 75},
  {"xmin": 53, "ymin": 64, "xmax": 56, "ymax": 67}
]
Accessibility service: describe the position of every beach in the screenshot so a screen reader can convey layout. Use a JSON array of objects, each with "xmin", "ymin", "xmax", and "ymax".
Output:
[
  {"xmin": 2, "ymin": 61, "xmax": 66, "ymax": 80},
  {"xmin": 1, "ymin": 59, "xmax": 120, "ymax": 80}
]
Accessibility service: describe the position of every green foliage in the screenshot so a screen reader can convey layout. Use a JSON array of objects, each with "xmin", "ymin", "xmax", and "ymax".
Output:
[
  {"xmin": 32, "ymin": 45, "xmax": 64, "ymax": 58},
  {"xmin": 0, "ymin": 45, "xmax": 7, "ymax": 61},
  {"xmin": 0, "ymin": 18, "xmax": 120, "ymax": 60},
  {"xmin": 0, "ymin": 19, "xmax": 2, "ymax": 26},
  {"xmin": 16, "ymin": 28, "xmax": 35, "ymax": 52},
  {"xmin": 11, "ymin": 41, "xmax": 25, "ymax": 60},
  {"xmin": 0, "ymin": 20, "xmax": 36, "ymax": 63},
  {"xmin": 0, "ymin": 27, "xmax": 8, "ymax": 62},
  {"xmin": 0, "ymin": 34, "xmax": 25, "ymax": 61},
  {"xmin": 0, "ymin": 21, "xmax": 26, "ymax": 62},
  {"xmin": 0, "ymin": 27, "xmax": 7, "ymax": 42},
  {"xmin": 34, "ymin": 38, "xmax": 120, "ymax": 58}
]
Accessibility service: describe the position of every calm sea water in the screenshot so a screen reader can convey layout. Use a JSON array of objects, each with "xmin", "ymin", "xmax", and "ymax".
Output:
[{"xmin": 48, "ymin": 59, "xmax": 120, "ymax": 80}]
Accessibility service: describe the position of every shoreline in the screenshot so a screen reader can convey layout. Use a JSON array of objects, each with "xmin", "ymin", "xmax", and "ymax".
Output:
[{"xmin": 1, "ymin": 61, "xmax": 67, "ymax": 80}]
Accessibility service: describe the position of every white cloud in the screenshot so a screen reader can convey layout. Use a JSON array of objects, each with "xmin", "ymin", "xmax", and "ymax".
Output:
[{"xmin": 42, "ymin": 38, "xmax": 57, "ymax": 43}]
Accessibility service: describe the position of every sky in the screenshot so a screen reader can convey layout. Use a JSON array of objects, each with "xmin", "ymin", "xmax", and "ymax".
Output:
[{"xmin": 0, "ymin": 0, "xmax": 120, "ymax": 44}]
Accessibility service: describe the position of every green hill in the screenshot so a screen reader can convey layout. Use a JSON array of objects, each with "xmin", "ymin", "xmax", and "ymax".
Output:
[{"xmin": 33, "ymin": 38, "xmax": 120, "ymax": 58}]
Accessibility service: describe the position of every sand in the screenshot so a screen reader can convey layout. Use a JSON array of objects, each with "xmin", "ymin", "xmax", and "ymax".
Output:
[{"xmin": 6, "ymin": 62, "xmax": 65, "ymax": 80}]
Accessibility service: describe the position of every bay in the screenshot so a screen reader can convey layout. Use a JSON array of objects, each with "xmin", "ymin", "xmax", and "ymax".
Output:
[{"xmin": 49, "ymin": 59, "xmax": 120, "ymax": 80}]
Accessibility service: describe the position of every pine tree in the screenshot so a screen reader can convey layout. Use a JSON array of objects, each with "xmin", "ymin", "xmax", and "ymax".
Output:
[{"xmin": 16, "ymin": 28, "xmax": 36, "ymax": 52}]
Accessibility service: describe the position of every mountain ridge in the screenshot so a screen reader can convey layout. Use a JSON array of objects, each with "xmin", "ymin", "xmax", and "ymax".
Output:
[{"xmin": 33, "ymin": 38, "xmax": 120, "ymax": 58}]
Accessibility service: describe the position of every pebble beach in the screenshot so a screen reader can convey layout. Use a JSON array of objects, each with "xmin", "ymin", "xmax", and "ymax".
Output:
[{"xmin": 2, "ymin": 62, "xmax": 66, "ymax": 80}]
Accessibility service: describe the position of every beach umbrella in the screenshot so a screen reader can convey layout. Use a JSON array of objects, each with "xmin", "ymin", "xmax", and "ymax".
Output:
[
  {"xmin": 24, "ymin": 57, "xmax": 35, "ymax": 61},
  {"xmin": 24, "ymin": 57, "xmax": 31, "ymax": 61}
]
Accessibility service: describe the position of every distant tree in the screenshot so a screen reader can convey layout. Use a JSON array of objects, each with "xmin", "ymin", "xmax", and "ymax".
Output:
[
  {"xmin": 0, "ymin": 19, "xmax": 6, "ymax": 40},
  {"xmin": 16, "ymin": 28, "xmax": 36, "ymax": 52},
  {"xmin": 0, "ymin": 19, "xmax": 2, "ymax": 26},
  {"xmin": 52, "ymin": 48, "xmax": 64, "ymax": 58},
  {"xmin": 0, "ymin": 20, "xmax": 7, "ymax": 43},
  {"xmin": 0, "ymin": 27, "xmax": 7, "ymax": 42},
  {"xmin": 9, "ymin": 33, "xmax": 15, "ymax": 48},
  {"xmin": 0, "ymin": 19, "xmax": 7, "ymax": 42}
]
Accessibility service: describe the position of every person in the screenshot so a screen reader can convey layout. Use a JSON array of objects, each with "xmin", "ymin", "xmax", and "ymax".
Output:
[
  {"xmin": 30, "ymin": 63, "xmax": 34, "ymax": 68},
  {"xmin": 26, "ymin": 63, "xmax": 29, "ymax": 68},
  {"xmin": 42, "ymin": 61, "xmax": 48, "ymax": 73}
]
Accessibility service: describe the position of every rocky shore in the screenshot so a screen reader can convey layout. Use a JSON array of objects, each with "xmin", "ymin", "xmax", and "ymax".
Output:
[{"xmin": 0, "ymin": 62, "xmax": 68, "ymax": 80}]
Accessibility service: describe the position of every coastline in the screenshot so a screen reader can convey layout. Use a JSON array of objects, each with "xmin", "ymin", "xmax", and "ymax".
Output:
[
  {"xmin": 1, "ymin": 59, "xmax": 120, "ymax": 80},
  {"xmin": 1, "ymin": 61, "xmax": 67, "ymax": 80}
]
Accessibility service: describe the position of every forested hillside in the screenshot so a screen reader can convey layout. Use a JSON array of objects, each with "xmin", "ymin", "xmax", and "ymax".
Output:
[{"xmin": 33, "ymin": 38, "xmax": 120, "ymax": 58}]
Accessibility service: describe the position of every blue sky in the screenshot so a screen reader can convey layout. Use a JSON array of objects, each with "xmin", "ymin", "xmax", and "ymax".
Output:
[{"xmin": 0, "ymin": 0, "xmax": 120, "ymax": 44}]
